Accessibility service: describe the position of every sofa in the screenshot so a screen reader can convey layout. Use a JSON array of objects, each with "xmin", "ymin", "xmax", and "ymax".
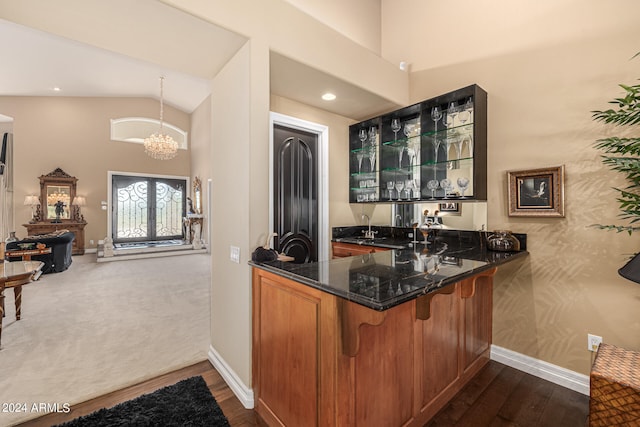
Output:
[{"xmin": 5, "ymin": 231, "xmax": 75, "ymax": 274}]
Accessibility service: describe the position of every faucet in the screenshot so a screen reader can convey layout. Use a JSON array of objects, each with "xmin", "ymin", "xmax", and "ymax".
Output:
[{"xmin": 361, "ymin": 214, "xmax": 376, "ymax": 239}]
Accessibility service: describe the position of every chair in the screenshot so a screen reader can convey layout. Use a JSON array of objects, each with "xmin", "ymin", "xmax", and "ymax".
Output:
[{"xmin": 5, "ymin": 231, "xmax": 75, "ymax": 274}]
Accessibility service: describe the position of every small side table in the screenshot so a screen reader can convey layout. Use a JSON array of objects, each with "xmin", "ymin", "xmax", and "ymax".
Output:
[
  {"xmin": 5, "ymin": 247, "xmax": 52, "ymax": 261},
  {"xmin": 0, "ymin": 261, "xmax": 44, "ymax": 346}
]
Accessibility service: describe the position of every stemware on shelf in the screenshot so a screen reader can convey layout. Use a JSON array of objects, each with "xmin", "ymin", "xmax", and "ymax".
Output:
[
  {"xmin": 359, "ymin": 129, "xmax": 367, "ymax": 149},
  {"xmin": 395, "ymin": 181, "xmax": 405, "ymax": 200},
  {"xmin": 445, "ymin": 137, "xmax": 459, "ymax": 163},
  {"xmin": 405, "ymin": 180, "xmax": 415, "ymax": 199},
  {"xmin": 387, "ymin": 181, "xmax": 395, "ymax": 200},
  {"xmin": 464, "ymin": 97, "xmax": 474, "ymax": 121},
  {"xmin": 406, "ymin": 147, "xmax": 415, "ymax": 171},
  {"xmin": 391, "ymin": 118, "xmax": 401, "ymax": 142},
  {"xmin": 457, "ymin": 177, "xmax": 470, "ymax": 198},
  {"xmin": 447, "ymin": 102, "xmax": 458, "ymax": 126},
  {"xmin": 440, "ymin": 178, "xmax": 453, "ymax": 199},
  {"xmin": 427, "ymin": 179, "xmax": 439, "ymax": 199},
  {"xmin": 397, "ymin": 146, "xmax": 404, "ymax": 169},
  {"xmin": 368, "ymin": 147, "xmax": 376, "ymax": 172},
  {"xmin": 431, "ymin": 106, "xmax": 442, "ymax": 126},
  {"xmin": 368, "ymin": 126, "xmax": 377, "ymax": 146},
  {"xmin": 412, "ymin": 179, "xmax": 420, "ymax": 199},
  {"xmin": 356, "ymin": 151, "xmax": 364, "ymax": 173},
  {"xmin": 419, "ymin": 217, "xmax": 432, "ymax": 245},
  {"xmin": 458, "ymin": 105, "xmax": 470, "ymax": 126}
]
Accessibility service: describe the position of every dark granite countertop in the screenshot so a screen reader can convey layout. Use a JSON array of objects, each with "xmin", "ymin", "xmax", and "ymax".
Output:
[{"xmin": 250, "ymin": 228, "xmax": 528, "ymax": 311}]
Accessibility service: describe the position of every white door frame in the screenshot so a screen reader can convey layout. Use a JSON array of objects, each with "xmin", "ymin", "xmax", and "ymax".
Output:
[{"xmin": 269, "ymin": 112, "xmax": 329, "ymax": 261}]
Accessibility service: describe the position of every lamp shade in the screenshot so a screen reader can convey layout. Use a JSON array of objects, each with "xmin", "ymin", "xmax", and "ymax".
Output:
[
  {"xmin": 72, "ymin": 196, "xmax": 87, "ymax": 207},
  {"xmin": 618, "ymin": 253, "xmax": 640, "ymax": 284},
  {"xmin": 24, "ymin": 195, "xmax": 39, "ymax": 206}
]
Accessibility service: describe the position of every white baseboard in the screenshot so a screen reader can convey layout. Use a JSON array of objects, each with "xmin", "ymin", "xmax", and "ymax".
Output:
[
  {"xmin": 490, "ymin": 345, "xmax": 590, "ymax": 395},
  {"xmin": 208, "ymin": 345, "xmax": 255, "ymax": 409}
]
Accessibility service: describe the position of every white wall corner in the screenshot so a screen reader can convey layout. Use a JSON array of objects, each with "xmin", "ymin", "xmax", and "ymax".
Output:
[
  {"xmin": 208, "ymin": 345, "xmax": 255, "ymax": 409},
  {"xmin": 490, "ymin": 345, "xmax": 590, "ymax": 396}
]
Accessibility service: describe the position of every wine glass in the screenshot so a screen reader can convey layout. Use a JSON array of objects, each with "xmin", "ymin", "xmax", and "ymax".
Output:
[
  {"xmin": 368, "ymin": 147, "xmax": 376, "ymax": 172},
  {"xmin": 427, "ymin": 179, "xmax": 439, "ymax": 199},
  {"xmin": 387, "ymin": 181, "xmax": 395, "ymax": 200},
  {"xmin": 395, "ymin": 181, "xmax": 405, "ymax": 200},
  {"xmin": 368, "ymin": 126, "xmax": 377, "ymax": 145},
  {"xmin": 403, "ymin": 123, "xmax": 413, "ymax": 140},
  {"xmin": 397, "ymin": 146, "xmax": 404, "ymax": 169},
  {"xmin": 391, "ymin": 118, "xmax": 401, "ymax": 141},
  {"xmin": 457, "ymin": 177, "xmax": 470, "ymax": 198},
  {"xmin": 440, "ymin": 178, "xmax": 453, "ymax": 199},
  {"xmin": 431, "ymin": 106, "xmax": 442, "ymax": 125},
  {"xmin": 458, "ymin": 103, "xmax": 470, "ymax": 126},
  {"xmin": 356, "ymin": 151, "xmax": 364, "ymax": 173},
  {"xmin": 446, "ymin": 137, "xmax": 459, "ymax": 163},
  {"xmin": 464, "ymin": 97, "xmax": 474, "ymax": 122},
  {"xmin": 359, "ymin": 129, "xmax": 367, "ymax": 148},
  {"xmin": 419, "ymin": 220, "xmax": 432, "ymax": 245},
  {"xmin": 405, "ymin": 179, "xmax": 415, "ymax": 199},
  {"xmin": 412, "ymin": 179, "xmax": 420, "ymax": 199},
  {"xmin": 447, "ymin": 102, "xmax": 458, "ymax": 126},
  {"xmin": 405, "ymin": 147, "xmax": 415, "ymax": 170}
]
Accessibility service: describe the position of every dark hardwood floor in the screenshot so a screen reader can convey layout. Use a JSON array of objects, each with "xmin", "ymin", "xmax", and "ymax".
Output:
[{"xmin": 16, "ymin": 360, "xmax": 588, "ymax": 427}]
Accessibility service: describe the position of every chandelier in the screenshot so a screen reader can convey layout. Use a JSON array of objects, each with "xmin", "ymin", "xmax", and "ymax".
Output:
[{"xmin": 144, "ymin": 76, "xmax": 178, "ymax": 160}]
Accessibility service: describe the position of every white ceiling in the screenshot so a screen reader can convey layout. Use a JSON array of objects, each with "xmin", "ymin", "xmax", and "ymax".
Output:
[
  {"xmin": 0, "ymin": 9, "xmax": 398, "ymax": 123},
  {"xmin": 0, "ymin": 18, "xmax": 230, "ymax": 113}
]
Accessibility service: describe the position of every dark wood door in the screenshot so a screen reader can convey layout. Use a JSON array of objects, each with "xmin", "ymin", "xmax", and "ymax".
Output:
[{"xmin": 273, "ymin": 124, "xmax": 318, "ymax": 263}]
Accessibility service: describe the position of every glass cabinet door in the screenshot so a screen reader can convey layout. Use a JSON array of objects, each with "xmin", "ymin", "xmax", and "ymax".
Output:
[
  {"xmin": 379, "ymin": 105, "xmax": 421, "ymax": 203},
  {"xmin": 349, "ymin": 119, "xmax": 380, "ymax": 203},
  {"xmin": 349, "ymin": 84, "xmax": 486, "ymax": 204},
  {"xmin": 421, "ymin": 95, "xmax": 476, "ymax": 200}
]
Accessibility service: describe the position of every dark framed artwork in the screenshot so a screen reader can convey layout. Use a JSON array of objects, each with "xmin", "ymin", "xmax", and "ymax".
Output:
[
  {"xmin": 507, "ymin": 165, "xmax": 565, "ymax": 217},
  {"xmin": 438, "ymin": 202, "xmax": 461, "ymax": 216}
]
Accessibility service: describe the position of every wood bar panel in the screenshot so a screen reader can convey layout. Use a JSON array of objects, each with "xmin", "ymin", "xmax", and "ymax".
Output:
[{"xmin": 252, "ymin": 267, "xmax": 497, "ymax": 427}]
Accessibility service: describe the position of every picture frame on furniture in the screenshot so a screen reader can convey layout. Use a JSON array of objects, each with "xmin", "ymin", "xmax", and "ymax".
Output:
[{"xmin": 507, "ymin": 165, "xmax": 565, "ymax": 217}]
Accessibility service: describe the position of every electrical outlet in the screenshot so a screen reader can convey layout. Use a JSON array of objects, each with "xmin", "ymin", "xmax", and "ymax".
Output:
[
  {"xmin": 230, "ymin": 246, "xmax": 240, "ymax": 263},
  {"xmin": 588, "ymin": 334, "xmax": 602, "ymax": 352}
]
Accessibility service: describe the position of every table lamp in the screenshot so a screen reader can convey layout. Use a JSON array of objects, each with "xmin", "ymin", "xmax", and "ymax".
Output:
[
  {"xmin": 72, "ymin": 196, "xmax": 87, "ymax": 222},
  {"xmin": 24, "ymin": 195, "xmax": 39, "ymax": 223}
]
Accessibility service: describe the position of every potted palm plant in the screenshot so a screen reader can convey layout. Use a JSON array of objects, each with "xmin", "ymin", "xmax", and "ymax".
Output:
[{"xmin": 592, "ymin": 70, "xmax": 640, "ymax": 282}]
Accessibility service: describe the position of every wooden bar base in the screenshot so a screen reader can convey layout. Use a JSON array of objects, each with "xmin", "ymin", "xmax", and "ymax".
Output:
[{"xmin": 252, "ymin": 267, "xmax": 496, "ymax": 426}]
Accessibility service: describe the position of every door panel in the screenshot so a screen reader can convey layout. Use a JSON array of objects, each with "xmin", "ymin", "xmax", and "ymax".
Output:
[
  {"xmin": 112, "ymin": 175, "xmax": 185, "ymax": 243},
  {"xmin": 273, "ymin": 124, "xmax": 318, "ymax": 263}
]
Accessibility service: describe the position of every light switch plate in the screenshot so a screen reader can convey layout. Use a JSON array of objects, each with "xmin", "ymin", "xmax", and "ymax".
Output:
[{"xmin": 230, "ymin": 246, "xmax": 240, "ymax": 263}]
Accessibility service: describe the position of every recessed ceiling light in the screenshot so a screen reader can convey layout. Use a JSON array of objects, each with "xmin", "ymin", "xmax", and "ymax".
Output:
[
  {"xmin": 52, "ymin": 87, "xmax": 61, "ymax": 92},
  {"xmin": 322, "ymin": 93, "xmax": 336, "ymax": 101}
]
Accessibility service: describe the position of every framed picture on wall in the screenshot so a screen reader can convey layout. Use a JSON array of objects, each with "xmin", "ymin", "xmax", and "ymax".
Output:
[
  {"xmin": 439, "ymin": 202, "xmax": 461, "ymax": 215},
  {"xmin": 507, "ymin": 165, "xmax": 565, "ymax": 217}
]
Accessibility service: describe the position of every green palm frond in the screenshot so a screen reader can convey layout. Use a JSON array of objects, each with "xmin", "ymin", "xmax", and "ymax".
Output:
[
  {"xmin": 592, "ymin": 83, "xmax": 640, "ymax": 126},
  {"xmin": 593, "ymin": 72, "xmax": 640, "ymax": 234},
  {"xmin": 595, "ymin": 137, "xmax": 640, "ymax": 155}
]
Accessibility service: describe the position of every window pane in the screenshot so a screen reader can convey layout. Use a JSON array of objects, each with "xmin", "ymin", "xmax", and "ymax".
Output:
[
  {"xmin": 156, "ymin": 182, "xmax": 183, "ymax": 237},
  {"xmin": 116, "ymin": 180, "xmax": 148, "ymax": 239}
]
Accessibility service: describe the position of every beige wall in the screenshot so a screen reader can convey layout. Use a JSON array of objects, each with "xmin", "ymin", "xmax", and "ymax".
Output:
[
  {"xmin": 283, "ymin": 0, "xmax": 382, "ymax": 55},
  {"xmin": 406, "ymin": 19, "xmax": 640, "ymax": 374},
  {"xmin": 209, "ymin": 40, "xmax": 270, "ymax": 387},
  {"xmin": 0, "ymin": 96, "xmax": 190, "ymax": 248}
]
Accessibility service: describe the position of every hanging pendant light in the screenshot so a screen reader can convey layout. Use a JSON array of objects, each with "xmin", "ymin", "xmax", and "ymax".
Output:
[{"xmin": 144, "ymin": 76, "xmax": 178, "ymax": 160}]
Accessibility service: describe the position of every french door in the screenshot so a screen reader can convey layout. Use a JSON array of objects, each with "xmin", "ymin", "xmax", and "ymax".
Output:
[{"xmin": 111, "ymin": 174, "xmax": 186, "ymax": 243}]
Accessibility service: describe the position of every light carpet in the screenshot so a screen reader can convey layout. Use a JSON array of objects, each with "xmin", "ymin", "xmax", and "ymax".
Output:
[{"xmin": 0, "ymin": 254, "xmax": 211, "ymax": 426}]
